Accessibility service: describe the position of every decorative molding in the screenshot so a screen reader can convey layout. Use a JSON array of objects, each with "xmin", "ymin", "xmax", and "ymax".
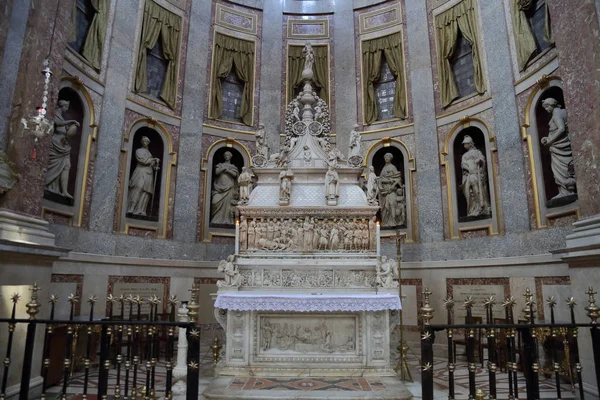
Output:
[
  {"xmin": 358, "ymin": 3, "xmax": 402, "ymax": 35},
  {"xmin": 287, "ymin": 18, "xmax": 330, "ymax": 39},
  {"xmin": 215, "ymin": 3, "xmax": 258, "ymax": 36}
]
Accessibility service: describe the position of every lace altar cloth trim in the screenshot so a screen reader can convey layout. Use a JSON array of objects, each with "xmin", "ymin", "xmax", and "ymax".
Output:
[{"xmin": 214, "ymin": 293, "xmax": 401, "ymax": 312}]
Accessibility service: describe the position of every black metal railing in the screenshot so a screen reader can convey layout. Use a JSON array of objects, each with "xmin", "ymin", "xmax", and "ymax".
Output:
[
  {"xmin": 0, "ymin": 283, "xmax": 207, "ymax": 400},
  {"xmin": 420, "ymin": 286, "xmax": 600, "ymax": 400}
]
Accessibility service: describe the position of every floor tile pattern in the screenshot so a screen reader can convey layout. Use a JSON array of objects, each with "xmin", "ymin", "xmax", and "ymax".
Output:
[{"xmin": 227, "ymin": 377, "xmax": 387, "ymax": 391}]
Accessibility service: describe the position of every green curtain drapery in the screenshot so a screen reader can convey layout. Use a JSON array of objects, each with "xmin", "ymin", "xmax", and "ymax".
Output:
[
  {"xmin": 81, "ymin": 0, "xmax": 109, "ymax": 70},
  {"xmin": 511, "ymin": 0, "xmax": 552, "ymax": 71},
  {"xmin": 361, "ymin": 32, "xmax": 407, "ymax": 125},
  {"xmin": 209, "ymin": 33, "xmax": 255, "ymax": 126},
  {"xmin": 134, "ymin": 0, "xmax": 181, "ymax": 109},
  {"xmin": 435, "ymin": 0, "xmax": 486, "ymax": 108},
  {"xmin": 287, "ymin": 45, "xmax": 329, "ymax": 103}
]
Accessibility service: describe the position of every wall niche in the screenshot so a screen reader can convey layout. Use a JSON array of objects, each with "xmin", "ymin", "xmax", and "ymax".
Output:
[
  {"xmin": 119, "ymin": 119, "xmax": 175, "ymax": 238},
  {"xmin": 43, "ymin": 78, "xmax": 97, "ymax": 227},
  {"xmin": 522, "ymin": 77, "xmax": 579, "ymax": 228}
]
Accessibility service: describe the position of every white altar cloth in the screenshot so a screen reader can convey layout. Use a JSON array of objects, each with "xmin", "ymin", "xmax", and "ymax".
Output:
[{"xmin": 214, "ymin": 293, "xmax": 401, "ymax": 312}]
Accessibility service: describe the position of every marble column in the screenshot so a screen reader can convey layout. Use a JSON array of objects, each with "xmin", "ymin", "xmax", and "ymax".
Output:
[
  {"xmin": 333, "ymin": 0, "xmax": 357, "ymax": 154},
  {"xmin": 0, "ymin": 0, "xmax": 30, "ymax": 149},
  {"xmin": 173, "ymin": 0, "xmax": 212, "ymax": 242},
  {"xmin": 258, "ymin": 0, "xmax": 283, "ymax": 153},
  {"xmin": 88, "ymin": 0, "xmax": 141, "ymax": 233},
  {"xmin": 548, "ymin": 0, "xmax": 600, "ymax": 218},
  {"xmin": 478, "ymin": 0, "xmax": 529, "ymax": 233},
  {"xmin": 0, "ymin": 0, "xmax": 75, "ymax": 216},
  {"xmin": 404, "ymin": 0, "xmax": 444, "ymax": 243}
]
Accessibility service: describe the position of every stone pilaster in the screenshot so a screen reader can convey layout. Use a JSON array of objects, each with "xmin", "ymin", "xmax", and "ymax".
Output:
[
  {"xmin": 259, "ymin": 0, "xmax": 283, "ymax": 153},
  {"xmin": 478, "ymin": 0, "xmax": 529, "ymax": 233},
  {"xmin": 173, "ymin": 0, "xmax": 212, "ymax": 242},
  {"xmin": 88, "ymin": 0, "xmax": 141, "ymax": 233},
  {"xmin": 404, "ymin": 0, "xmax": 444, "ymax": 243},
  {"xmin": 0, "ymin": 0, "xmax": 29, "ymax": 149},
  {"xmin": 549, "ymin": 0, "xmax": 600, "ymax": 218},
  {"xmin": 0, "ymin": 0, "xmax": 75, "ymax": 216},
  {"xmin": 333, "ymin": 0, "xmax": 357, "ymax": 154}
]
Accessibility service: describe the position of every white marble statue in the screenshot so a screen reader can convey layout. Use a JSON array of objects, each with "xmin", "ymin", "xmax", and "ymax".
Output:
[
  {"xmin": 376, "ymin": 256, "xmax": 398, "ymax": 288},
  {"xmin": 255, "ymin": 125, "xmax": 268, "ymax": 158},
  {"xmin": 541, "ymin": 98, "xmax": 577, "ymax": 201},
  {"xmin": 279, "ymin": 169, "xmax": 294, "ymax": 206},
  {"xmin": 366, "ymin": 166, "xmax": 379, "ymax": 206},
  {"xmin": 45, "ymin": 99, "xmax": 80, "ymax": 198},
  {"xmin": 211, "ymin": 151, "xmax": 239, "ymax": 224},
  {"xmin": 302, "ymin": 42, "xmax": 315, "ymax": 75},
  {"xmin": 348, "ymin": 124, "xmax": 363, "ymax": 167},
  {"xmin": 303, "ymin": 145, "xmax": 312, "ymax": 165},
  {"xmin": 238, "ymin": 167, "xmax": 253, "ymax": 206},
  {"xmin": 217, "ymin": 255, "xmax": 242, "ymax": 287},
  {"xmin": 127, "ymin": 136, "xmax": 160, "ymax": 215},
  {"xmin": 377, "ymin": 153, "xmax": 404, "ymax": 227},
  {"xmin": 325, "ymin": 165, "xmax": 339, "ymax": 205},
  {"xmin": 460, "ymin": 135, "xmax": 491, "ymax": 218},
  {"xmin": 240, "ymin": 216, "xmax": 248, "ymax": 250}
]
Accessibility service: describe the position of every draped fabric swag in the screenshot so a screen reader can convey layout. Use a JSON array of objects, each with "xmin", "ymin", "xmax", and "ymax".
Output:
[
  {"xmin": 209, "ymin": 33, "xmax": 255, "ymax": 126},
  {"xmin": 435, "ymin": 0, "xmax": 486, "ymax": 108},
  {"xmin": 287, "ymin": 45, "xmax": 329, "ymax": 104},
  {"xmin": 361, "ymin": 32, "xmax": 407, "ymax": 125},
  {"xmin": 81, "ymin": 0, "xmax": 109, "ymax": 69},
  {"xmin": 511, "ymin": 0, "xmax": 553, "ymax": 71},
  {"xmin": 134, "ymin": 0, "xmax": 181, "ymax": 109}
]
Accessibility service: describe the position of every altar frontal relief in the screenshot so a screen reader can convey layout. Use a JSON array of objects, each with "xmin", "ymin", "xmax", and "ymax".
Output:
[{"xmin": 258, "ymin": 314, "xmax": 358, "ymax": 355}]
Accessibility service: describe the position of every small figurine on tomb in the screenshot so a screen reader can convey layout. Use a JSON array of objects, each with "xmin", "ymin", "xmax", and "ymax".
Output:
[
  {"xmin": 541, "ymin": 98, "xmax": 577, "ymax": 204},
  {"xmin": 279, "ymin": 169, "xmax": 294, "ymax": 206},
  {"xmin": 302, "ymin": 42, "xmax": 315, "ymax": 78},
  {"xmin": 217, "ymin": 255, "xmax": 241, "ymax": 288},
  {"xmin": 239, "ymin": 216, "xmax": 248, "ymax": 250},
  {"xmin": 366, "ymin": 166, "xmax": 379, "ymax": 206},
  {"xmin": 325, "ymin": 165, "xmax": 339, "ymax": 206},
  {"xmin": 460, "ymin": 135, "xmax": 491, "ymax": 219},
  {"xmin": 238, "ymin": 167, "xmax": 253, "ymax": 206},
  {"xmin": 348, "ymin": 124, "xmax": 363, "ymax": 167}
]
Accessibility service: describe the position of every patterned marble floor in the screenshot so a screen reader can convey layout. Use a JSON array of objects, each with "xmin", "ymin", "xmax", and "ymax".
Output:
[{"xmin": 227, "ymin": 377, "xmax": 388, "ymax": 392}]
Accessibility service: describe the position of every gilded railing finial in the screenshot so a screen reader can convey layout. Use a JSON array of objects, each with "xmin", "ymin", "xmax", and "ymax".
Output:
[
  {"xmin": 26, "ymin": 282, "xmax": 41, "ymax": 319},
  {"xmin": 420, "ymin": 287, "xmax": 435, "ymax": 326},
  {"xmin": 585, "ymin": 287, "xmax": 599, "ymax": 324}
]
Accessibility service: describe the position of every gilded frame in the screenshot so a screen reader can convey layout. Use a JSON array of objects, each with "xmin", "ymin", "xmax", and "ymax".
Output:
[
  {"xmin": 43, "ymin": 76, "xmax": 98, "ymax": 227},
  {"xmin": 200, "ymin": 137, "xmax": 252, "ymax": 242},
  {"xmin": 358, "ymin": 3, "xmax": 402, "ymax": 35},
  {"xmin": 286, "ymin": 19, "xmax": 330, "ymax": 40},
  {"xmin": 118, "ymin": 117, "xmax": 177, "ymax": 238},
  {"xmin": 440, "ymin": 117, "xmax": 501, "ymax": 239},
  {"xmin": 363, "ymin": 137, "xmax": 417, "ymax": 242}
]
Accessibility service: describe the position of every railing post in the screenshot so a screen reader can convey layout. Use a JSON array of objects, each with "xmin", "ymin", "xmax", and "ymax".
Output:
[
  {"xmin": 19, "ymin": 283, "xmax": 41, "ymax": 400},
  {"xmin": 521, "ymin": 288, "xmax": 540, "ymax": 400},
  {"xmin": 444, "ymin": 297, "xmax": 455, "ymax": 400},
  {"xmin": 186, "ymin": 284, "xmax": 200, "ymax": 400},
  {"xmin": 420, "ymin": 287, "xmax": 435, "ymax": 400},
  {"xmin": 585, "ymin": 287, "xmax": 600, "ymax": 392},
  {"xmin": 97, "ymin": 324, "xmax": 110, "ymax": 398}
]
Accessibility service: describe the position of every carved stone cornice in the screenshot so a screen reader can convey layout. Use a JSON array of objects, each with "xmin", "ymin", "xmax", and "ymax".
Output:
[{"xmin": 238, "ymin": 206, "xmax": 378, "ymax": 218}]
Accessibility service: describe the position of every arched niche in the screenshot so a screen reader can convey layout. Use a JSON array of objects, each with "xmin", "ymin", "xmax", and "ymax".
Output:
[
  {"xmin": 201, "ymin": 138, "xmax": 252, "ymax": 242},
  {"xmin": 119, "ymin": 118, "xmax": 176, "ymax": 238},
  {"xmin": 441, "ymin": 118, "xmax": 500, "ymax": 239},
  {"xmin": 364, "ymin": 138, "xmax": 416, "ymax": 242},
  {"xmin": 523, "ymin": 76, "xmax": 579, "ymax": 228},
  {"xmin": 42, "ymin": 77, "xmax": 97, "ymax": 227}
]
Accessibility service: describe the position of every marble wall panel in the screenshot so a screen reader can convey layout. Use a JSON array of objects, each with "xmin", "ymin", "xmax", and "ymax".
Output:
[
  {"xmin": 51, "ymin": 273, "xmax": 84, "ymax": 316},
  {"xmin": 106, "ymin": 275, "xmax": 170, "ymax": 316},
  {"xmin": 446, "ymin": 277, "xmax": 510, "ymax": 321},
  {"xmin": 534, "ymin": 276, "xmax": 571, "ymax": 321}
]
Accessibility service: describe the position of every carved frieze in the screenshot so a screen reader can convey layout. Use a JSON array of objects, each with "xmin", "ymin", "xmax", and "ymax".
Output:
[{"xmin": 238, "ymin": 269, "xmax": 377, "ymax": 289}]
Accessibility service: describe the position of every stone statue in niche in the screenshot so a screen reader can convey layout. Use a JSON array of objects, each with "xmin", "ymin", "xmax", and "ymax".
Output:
[
  {"xmin": 252, "ymin": 125, "xmax": 268, "ymax": 167},
  {"xmin": 279, "ymin": 169, "xmax": 294, "ymax": 206},
  {"xmin": 376, "ymin": 256, "xmax": 398, "ymax": 289},
  {"xmin": 303, "ymin": 145, "xmax": 312, "ymax": 165},
  {"xmin": 217, "ymin": 255, "xmax": 241, "ymax": 288},
  {"xmin": 237, "ymin": 167, "xmax": 253, "ymax": 206},
  {"xmin": 45, "ymin": 100, "xmax": 80, "ymax": 199},
  {"xmin": 377, "ymin": 153, "xmax": 405, "ymax": 227},
  {"xmin": 540, "ymin": 98, "xmax": 577, "ymax": 206},
  {"xmin": 127, "ymin": 136, "xmax": 160, "ymax": 216},
  {"xmin": 348, "ymin": 124, "xmax": 363, "ymax": 167},
  {"xmin": 325, "ymin": 165, "xmax": 339, "ymax": 206},
  {"xmin": 0, "ymin": 152, "xmax": 19, "ymax": 195},
  {"xmin": 210, "ymin": 151, "xmax": 239, "ymax": 225},
  {"xmin": 460, "ymin": 135, "xmax": 491, "ymax": 219},
  {"xmin": 366, "ymin": 166, "xmax": 379, "ymax": 206}
]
